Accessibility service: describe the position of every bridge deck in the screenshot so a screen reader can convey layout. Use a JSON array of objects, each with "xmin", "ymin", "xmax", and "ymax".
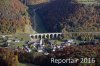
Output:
[{"xmin": 31, "ymin": 32, "xmax": 100, "ymax": 34}]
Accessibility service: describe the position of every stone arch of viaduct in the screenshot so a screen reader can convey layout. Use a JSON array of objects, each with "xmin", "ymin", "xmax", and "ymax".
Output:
[{"xmin": 30, "ymin": 33, "xmax": 62, "ymax": 39}]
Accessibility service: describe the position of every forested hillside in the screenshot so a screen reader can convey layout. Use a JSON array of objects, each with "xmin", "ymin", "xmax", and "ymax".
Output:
[
  {"xmin": 36, "ymin": 0, "xmax": 100, "ymax": 32},
  {"xmin": 0, "ymin": 0, "xmax": 99, "ymax": 34},
  {"xmin": 0, "ymin": 0, "xmax": 32, "ymax": 34}
]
